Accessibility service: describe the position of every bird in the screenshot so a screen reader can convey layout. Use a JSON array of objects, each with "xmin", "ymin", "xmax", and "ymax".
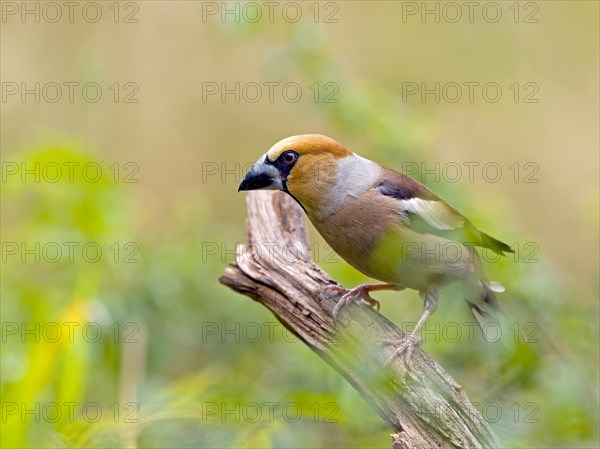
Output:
[{"xmin": 238, "ymin": 134, "xmax": 513, "ymax": 363}]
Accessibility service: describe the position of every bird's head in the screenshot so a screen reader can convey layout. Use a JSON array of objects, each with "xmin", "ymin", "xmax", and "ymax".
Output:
[{"xmin": 239, "ymin": 134, "xmax": 355, "ymax": 215}]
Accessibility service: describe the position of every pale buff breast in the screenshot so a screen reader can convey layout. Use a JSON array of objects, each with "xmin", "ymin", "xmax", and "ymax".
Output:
[
  {"xmin": 308, "ymin": 190, "xmax": 476, "ymax": 290},
  {"xmin": 307, "ymin": 189, "xmax": 404, "ymax": 281}
]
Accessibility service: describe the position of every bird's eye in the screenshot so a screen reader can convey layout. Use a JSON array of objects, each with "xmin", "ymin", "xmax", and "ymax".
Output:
[{"xmin": 281, "ymin": 151, "xmax": 298, "ymax": 165}]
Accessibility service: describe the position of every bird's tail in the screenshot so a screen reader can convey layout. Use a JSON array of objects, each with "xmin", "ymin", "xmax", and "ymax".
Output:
[
  {"xmin": 464, "ymin": 281, "xmax": 505, "ymax": 341},
  {"xmin": 462, "ymin": 246, "xmax": 506, "ymax": 340}
]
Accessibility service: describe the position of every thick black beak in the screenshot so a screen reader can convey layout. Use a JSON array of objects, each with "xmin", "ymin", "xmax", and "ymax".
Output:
[
  {"xmin": 238, "ymin": 171, "xmax": 275, "ymax": 191},
  {"xmin": 238, "ymin": 157, "xmax": 283, "ymax": 192}
]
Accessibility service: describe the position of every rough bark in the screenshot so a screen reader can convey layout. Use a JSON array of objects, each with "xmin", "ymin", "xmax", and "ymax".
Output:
[{"xmin": 220, "ymin": 190, "xmax": 503, "ymax": 449}]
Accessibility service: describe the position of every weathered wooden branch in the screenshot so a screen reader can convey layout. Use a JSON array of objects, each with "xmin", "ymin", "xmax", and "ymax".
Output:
[{"xmin": 220, "ymin": 190, "xmax": 503, "ymax": 449}]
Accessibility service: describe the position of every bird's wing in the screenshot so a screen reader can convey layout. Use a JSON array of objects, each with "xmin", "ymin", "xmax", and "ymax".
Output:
[{"xmin": 375, "ymin": 168, "xmax": 514, "ymax": 255}]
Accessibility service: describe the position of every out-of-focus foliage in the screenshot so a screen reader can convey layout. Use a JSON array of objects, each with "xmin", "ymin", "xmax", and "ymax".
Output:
[{"xmin": 2, "ymin": 2, "xmax": 598, "ymax": 448}]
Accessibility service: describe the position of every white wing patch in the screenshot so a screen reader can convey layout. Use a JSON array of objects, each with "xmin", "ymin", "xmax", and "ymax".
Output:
[
  {"xmin": 398, "ymin": 198, "xmax": 464, "ymax": 230},
  {"xmin": 488, "ymin": 281, "xmax": 506, "ymax": 293}
]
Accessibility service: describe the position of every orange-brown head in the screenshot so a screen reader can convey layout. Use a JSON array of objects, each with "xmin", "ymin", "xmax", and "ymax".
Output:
[{"xmin": 239, "ymin": 134, "xmax": 361, "ymax": 216}]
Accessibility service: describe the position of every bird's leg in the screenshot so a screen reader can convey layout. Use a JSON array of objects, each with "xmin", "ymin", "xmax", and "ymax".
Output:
[
  {"xmin": 330, "ymin": 283, "xmax": 403, "ymax": 319},
  {"xmin": 380, "ymin": 286, "xmax": 439, "ymax": 366}
]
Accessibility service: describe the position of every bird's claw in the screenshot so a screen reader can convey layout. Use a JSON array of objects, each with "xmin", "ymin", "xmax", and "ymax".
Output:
[
  {"xmin": 332, "ymin": 293, "xmax": 354, "ymax": 319},
  {"xmin": 325, "ymin": 284, "xmax": 348, "ymax": 296},
  {"xmin": 377, "ymin": 333, "xmax": 422, "ymax": 366},
  {"xmin": 330, "ymin": 285, "xmax": 381, "ymax": 320}
]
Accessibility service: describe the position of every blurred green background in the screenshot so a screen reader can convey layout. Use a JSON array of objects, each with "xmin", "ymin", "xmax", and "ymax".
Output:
[{"xmin": 1, "ymin": 1, "xmax": 598, "ymax": 448}]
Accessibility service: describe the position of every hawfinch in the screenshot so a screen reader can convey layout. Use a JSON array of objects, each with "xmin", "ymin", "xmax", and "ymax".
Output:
[{"xmin": 239, "ymin": 134, "xmax": 513, "ymax": 361}]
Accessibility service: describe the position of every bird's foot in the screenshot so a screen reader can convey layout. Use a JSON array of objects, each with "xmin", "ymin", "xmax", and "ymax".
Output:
[
  {"xmin": 378, "ymin": 332, "xmax": 422, "ymax": 366},
  {"xmin": 329, "ymin": 284, "xmax": 381, "ymax": 319}
]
